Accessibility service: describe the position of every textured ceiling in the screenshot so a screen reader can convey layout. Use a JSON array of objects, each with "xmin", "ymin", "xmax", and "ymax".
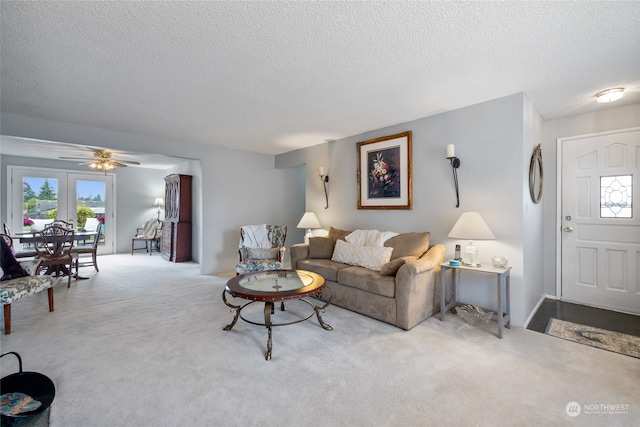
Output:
[{"xmin": 1, "ymin": 1, "xmax": 639, "ymax": 158}]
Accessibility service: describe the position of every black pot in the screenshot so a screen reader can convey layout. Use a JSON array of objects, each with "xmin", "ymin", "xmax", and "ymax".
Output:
[{"xmin": 1, "ymin": 352, "xmax": 55, "ymax": 420}]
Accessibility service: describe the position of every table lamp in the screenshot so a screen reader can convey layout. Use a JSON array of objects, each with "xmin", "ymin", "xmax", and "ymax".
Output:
[
  {"xmin": 154, "ymin": 197, "xmax": 164, "ymax": 219},
  {"xmin": 297, "ymin": 212, "xmax": 321, "ymax": 244},
  {"xmin": 447, "ymin": 211, "xmax": 495, "ymax": 267}
]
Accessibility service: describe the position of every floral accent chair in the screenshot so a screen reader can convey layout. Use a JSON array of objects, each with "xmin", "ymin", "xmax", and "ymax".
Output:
[
  {"xmin": 1, "ymin": 236, "xmax": 54, "ymax": 334},
  {"xmin": 236, "ymin": 225, "xmax": 287, "ymax": 275}
]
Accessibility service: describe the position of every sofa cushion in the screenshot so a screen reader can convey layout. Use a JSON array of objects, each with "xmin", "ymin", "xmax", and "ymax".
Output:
[
  {"xmin": 331, "ymin": 239, "xmax": 393, "ymax": 271},
  {"xmin": 328, "ymin": 227, "xmax": 351, "ymax": 241},
  {"xmin": 297, "ymin": 258, "xmax": 350, "ymax": 282},
  {"xmin": 308, "ymin": 237, "xmax": 336, "ymax": 259},
  {"xmin": 384, "ymin": 232, "xmax": 431, "ymax": 260},
  {"xmin": 379, "ymin": 256, "xmax": 417, "ymax": 276},
  {"xmin": 337, "ymin": 266, "xmax": 396, "ymax": 298}
]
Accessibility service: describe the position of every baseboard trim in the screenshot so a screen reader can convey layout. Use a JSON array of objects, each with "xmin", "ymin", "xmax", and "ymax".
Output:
[{"xmin": 524, "ymin": 294, "xmax": 552, "ymax": 328}]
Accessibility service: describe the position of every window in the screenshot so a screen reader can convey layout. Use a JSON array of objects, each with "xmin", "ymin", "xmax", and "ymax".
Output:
[{"xmin": 600, "ymin": 175, "xmax": 632, "ymax": 218}]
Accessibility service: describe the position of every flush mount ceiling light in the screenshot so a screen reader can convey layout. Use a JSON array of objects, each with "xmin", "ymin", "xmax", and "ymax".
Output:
[{"xmin": 596, "ymin": 88, "xmax": 624, "ymax": 103}]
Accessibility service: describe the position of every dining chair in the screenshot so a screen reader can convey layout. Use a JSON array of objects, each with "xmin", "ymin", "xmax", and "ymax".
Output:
[
  {"xmin": 33, "ymin": 225, "xmax": 77, "ymax": 288},
  {"xmin": 72, "ymin": 221, "xmax": 102, "ymax": 273},
  {"xmin": 50, "ymin": 219, "xmax": 74, "ymax": 230}
]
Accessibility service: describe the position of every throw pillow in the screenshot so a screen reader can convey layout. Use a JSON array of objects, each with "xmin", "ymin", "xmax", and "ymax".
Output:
[
  {"xmin": 384, "ymin": 232, "xmax": 431, "ymax": 260},
  {"xmin": 20, "ymin": 260, "xmax": 41, "ymax": 276},
  {"xmin": 346, "ymin": 229, "xmax": 399, "ymax": 247},
  {"xmin": 308, "ymin": 237, "xmax": 336, "ymax": 259},
  {"xmin": 328, "ymin": 227, "xmax": 351, "ymax": 241},
  {"xmin": 0, "ymin": 237, "xmax": 29, "ymax": 281},
  {"xmin": 331, "ymin": 239, "xmax": 393, "ymax": 271},
  {"xmin": 245, "ymin": 247, "xmax": 279, "ymax": 260},
  {"xmin": 379, "ymin": 256, "xmax": 417, "ymax": 276}
]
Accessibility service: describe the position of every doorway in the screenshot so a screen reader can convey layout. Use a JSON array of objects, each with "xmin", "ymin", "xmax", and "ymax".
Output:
[
  {"xmin": 558, "ymin": 128, "xmax": 639, "ymax": 314},
  {"xmin": 7, "ymin": 166, "xmax": 115, "ymax": 254}
]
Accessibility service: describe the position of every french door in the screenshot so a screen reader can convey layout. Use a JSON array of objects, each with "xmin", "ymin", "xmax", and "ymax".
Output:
[
  {"xmin": 559, "ymin": 129, "xmax": 639, "ymax": 314},
  {"xmin": 7, "ymin": 166, "xmax": 115, "ymax": 254}
]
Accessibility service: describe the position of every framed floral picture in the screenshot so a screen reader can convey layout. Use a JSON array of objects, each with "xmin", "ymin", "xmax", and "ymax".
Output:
[{"xmin": 357, "ymin": 131, "xmax": 412, "ymax": 209}]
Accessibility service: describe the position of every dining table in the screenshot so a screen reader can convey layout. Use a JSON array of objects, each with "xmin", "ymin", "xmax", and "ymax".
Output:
[{"xmin": 12, "ymin": 229, "xmax": 99, "ymax": 280}]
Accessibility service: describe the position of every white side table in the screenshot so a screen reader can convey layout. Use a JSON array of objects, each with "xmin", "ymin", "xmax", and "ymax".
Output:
[{"xmin": 439, "ymin": 262, "xmax": 511, "ymax": 338}]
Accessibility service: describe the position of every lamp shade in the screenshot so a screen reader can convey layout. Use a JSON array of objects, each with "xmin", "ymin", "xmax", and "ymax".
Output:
[
  {"xmin": 297, "ymin": 212, "xmax": 321, "ymax": 229},
  {"xmin": 448, "ymin": 212, "xmax": 495, "ymax": 240},
  {"xmin": 154, "ymin": 197, "xmax": 164, "ymax": 207}
]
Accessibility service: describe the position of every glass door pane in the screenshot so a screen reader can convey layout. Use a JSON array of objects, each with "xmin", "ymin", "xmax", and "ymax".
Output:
[{"xmin": 69, "ymin": 174, "xmax": 113, "ymax": 255}]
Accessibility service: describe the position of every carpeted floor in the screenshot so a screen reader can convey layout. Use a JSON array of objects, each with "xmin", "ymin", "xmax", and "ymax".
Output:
[{"xmin": 1, "ymin": 254, "xmax": 638, "ymax": 426}]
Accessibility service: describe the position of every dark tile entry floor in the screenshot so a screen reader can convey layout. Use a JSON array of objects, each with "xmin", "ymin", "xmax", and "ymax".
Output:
[{"xmin": 527, "ymin": 299, "xmax": 640, "ymax": 338}]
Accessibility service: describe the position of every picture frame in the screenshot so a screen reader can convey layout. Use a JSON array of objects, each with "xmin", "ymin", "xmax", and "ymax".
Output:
[{"xmin": 357, "ymin": 131, "xmax": 412, "ymax": 210}]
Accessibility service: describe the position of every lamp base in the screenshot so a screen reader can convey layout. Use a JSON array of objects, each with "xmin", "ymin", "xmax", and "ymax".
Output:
[{"xmin": 304, "ymin": 229, "xmax": 314, "ymax": 245}]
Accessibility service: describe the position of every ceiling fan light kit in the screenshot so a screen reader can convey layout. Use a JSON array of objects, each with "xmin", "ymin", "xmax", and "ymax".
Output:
[{"xmin": 60, "ymin": 149, "xmax": 140, "ymax": 173}]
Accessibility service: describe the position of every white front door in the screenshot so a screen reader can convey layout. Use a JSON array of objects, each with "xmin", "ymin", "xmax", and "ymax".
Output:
[{"xmin": 560, "ymin": 129, "xmax": 640, "ymax": 314}]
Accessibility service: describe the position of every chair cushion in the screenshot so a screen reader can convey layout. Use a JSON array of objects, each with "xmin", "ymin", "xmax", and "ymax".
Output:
[
  {"xmin": 1, "ymin": 237, "xmax": 29, "ymax": 281},
  {"xmin": 0, "ymin": 275, "xmax": 53, "ymax": 305},
  {"xmin": 244, "ymin": 247, "xmax": 279, "ymax": 260},
  {"xmin": 236, "ymin": 260, "xmax": 283, "ymax": 274}
]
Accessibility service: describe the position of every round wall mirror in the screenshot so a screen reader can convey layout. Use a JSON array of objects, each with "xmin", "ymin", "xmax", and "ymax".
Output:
[{"xmin": 529, "ymin": 144, "xmax": 543, "ymax": 204}]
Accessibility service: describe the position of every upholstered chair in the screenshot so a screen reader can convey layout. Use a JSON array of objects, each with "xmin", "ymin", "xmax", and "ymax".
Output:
[
  {"xmin": 131, "ymin": 218, "xmax": 162, "ymax": 255},
  {"xmin": 236, "ymin": 225, "xmax": 287, "ymax": 275}
]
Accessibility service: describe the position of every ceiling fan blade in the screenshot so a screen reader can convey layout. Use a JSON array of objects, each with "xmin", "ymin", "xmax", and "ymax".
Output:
[
  {"xmin": 109, "ymin": 161, "xmax": 129, "ymax": 167},
  {"xmin": 60, "ymin": 156, "xmax": 93, "ymax": 160},
  {"xmin": 110, "ymin": 159, "xmax": 141, "ymax": 165}
]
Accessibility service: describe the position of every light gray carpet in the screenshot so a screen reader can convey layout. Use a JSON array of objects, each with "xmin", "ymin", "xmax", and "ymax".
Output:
[{"xmin": 1, "ymin": 254, "xmax": 638, "ymax": 426}]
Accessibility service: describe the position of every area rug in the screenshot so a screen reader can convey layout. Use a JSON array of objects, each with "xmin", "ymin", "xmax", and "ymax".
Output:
[{"xmin": 545, "ymin": 318, "xmax": 640, "ymax": 359}]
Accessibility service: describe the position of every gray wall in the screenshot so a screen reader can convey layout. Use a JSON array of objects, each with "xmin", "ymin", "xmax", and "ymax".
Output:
[
  {"xmin": 2, "ymin": 100, "xmax": 638, "ymax": 326},
  {"xmin": 278, "ymin": 93, "xmax": 536, "ymax": 326},
  {"xmin": 0, "ymin": 113, "xmax": 304, "ymax": 275}
]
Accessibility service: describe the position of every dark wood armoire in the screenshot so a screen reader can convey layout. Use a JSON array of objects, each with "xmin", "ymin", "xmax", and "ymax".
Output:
[{"xmin": 162, "ymin": 174, "xmax": 192, "ymax": 262}]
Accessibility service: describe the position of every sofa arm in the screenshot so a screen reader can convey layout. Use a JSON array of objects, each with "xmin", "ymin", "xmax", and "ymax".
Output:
[
  {"xmin": 290, "ymin": 243, "xmax": 309, "ymax": 270},
  {"xmin": 394, "ymin": 244, "xmax": 446, "ymax": 330}
]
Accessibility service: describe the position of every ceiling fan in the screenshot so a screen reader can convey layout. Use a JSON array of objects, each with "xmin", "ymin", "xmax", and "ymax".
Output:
[{"xmin": 60, "ymin": 149, "xmax": 140, "ymax": 173}]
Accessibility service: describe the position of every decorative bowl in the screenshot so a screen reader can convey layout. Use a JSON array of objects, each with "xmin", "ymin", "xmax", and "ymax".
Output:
[{"xmin": 492, "ymin": 256, "xmax": 508, "ymax": 268}]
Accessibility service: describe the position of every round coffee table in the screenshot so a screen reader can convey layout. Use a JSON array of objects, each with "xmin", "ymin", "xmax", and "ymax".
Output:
[{"xmin": 222, "ymin": 269, "xmax": 332, "ymax": 360}]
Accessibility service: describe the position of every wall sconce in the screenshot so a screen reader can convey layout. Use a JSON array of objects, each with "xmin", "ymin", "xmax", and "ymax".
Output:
[
  {"xmin": 154, "ymin": 197, "xmax": 164, "ymax": 219},
  {"xmin": 319, "ymin": 166, "xmax": 329, "ymax": 209},
  {"xmin": 446, "ymin": 144, "xmax": 461, "ymax": 208}
]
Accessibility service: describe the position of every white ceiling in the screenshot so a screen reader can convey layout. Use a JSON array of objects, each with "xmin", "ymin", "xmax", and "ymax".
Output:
[{"xmin": 1, "ymin": 1, "xmax": 639, "ymax": 162}]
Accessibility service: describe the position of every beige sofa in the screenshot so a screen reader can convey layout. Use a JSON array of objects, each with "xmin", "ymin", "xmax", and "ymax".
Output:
[{"xmin": 290, "ymin": 228, "xmax": 446, "ymax": 330}]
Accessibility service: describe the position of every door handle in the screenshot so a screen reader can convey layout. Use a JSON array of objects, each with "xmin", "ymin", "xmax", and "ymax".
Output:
[{"xmin": 564, "ymin": 227, "xmax": 573, "ymax": 232}]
